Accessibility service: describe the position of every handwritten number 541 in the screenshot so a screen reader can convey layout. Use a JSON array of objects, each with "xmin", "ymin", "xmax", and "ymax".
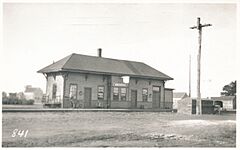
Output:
[{"xmin": 12, "ymin": 129, "xmax": 28, "ymax": 138}]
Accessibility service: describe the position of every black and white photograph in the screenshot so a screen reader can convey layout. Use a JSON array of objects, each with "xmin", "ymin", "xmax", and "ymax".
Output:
[{"xmin": 1, "ymin": 0, "xmax": 238, "ymax": 148}]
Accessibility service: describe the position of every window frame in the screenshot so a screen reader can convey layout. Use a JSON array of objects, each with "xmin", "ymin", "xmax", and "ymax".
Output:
[
  {"xmin": 97, "ymin": 85, "xmax": 105, "ymax": 100},
  {"xmin": 120, "ymin": 87, "xmax": 127, "ymax": 101},
  {"xmin": 142, "ymin": 88, "xmax": 148, "ymax": 102},
  {"xmin": 113, "ymin": 87, "xmax": 119, "ymax": 101},
  {"xmin": 69, "ymin": 84, "xmax": 78, "ymax": 100}
]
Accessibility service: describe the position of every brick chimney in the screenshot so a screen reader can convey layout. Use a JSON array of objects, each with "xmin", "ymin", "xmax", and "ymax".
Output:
[{"xmin": 98, "ymin": 48, "xmax": 102, "ymax": 57}]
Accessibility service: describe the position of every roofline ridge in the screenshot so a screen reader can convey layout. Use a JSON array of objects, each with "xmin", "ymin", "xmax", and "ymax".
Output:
[
  {"xmin": 72, "ymin": 53, "xmax": 145, "ymax": 64},
  {"xmin": 62, "ymin": 53, "xmax": 76, "ymax": 69}
]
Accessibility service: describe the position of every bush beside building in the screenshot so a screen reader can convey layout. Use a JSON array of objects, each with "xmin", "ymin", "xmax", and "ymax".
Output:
[
  {"xmin": 2, "ymin": 92, "xmax": 34, "ymax": 105},
  {"xmin": 2, "ymin": 98, "xmax": 34, "ymax": 105},
  {"xmin": 2, "ymin": 85, "xmax": 43, "ymax": 105}
]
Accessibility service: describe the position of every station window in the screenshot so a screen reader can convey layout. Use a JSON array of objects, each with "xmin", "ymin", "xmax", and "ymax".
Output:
[
  {"xmin": 153, "ymin": 86, "xmax": 160, "ymax": 91},
  {"xmin": 142, "ymin": 88, "xmax": 148, "ymax": 102},
  {"xmin": 113, "ymin": 87, "xmax": 119, "ymax": 101},
  {"xmin": 52, "ymin": 84, "xmax": 57, "ymax": 99},
  {"xmin": 69, "ymin": 84, "xmax": 77, "ymax": 99},
  {"xmin": 120, "ymin": 88, "xmax": 127, "ymax": 101},
  {"xmin": 98, "ymin": 86, "xmax": 104, "ymax": 100}
]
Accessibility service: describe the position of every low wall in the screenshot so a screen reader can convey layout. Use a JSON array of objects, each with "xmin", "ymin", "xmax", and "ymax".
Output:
[
  {"xmin": 111, "ymin": 101, "xmax": 131, "ymax": 108},
  {"xmin": 62, "ymin": 99, "xmax": 172, "ymax": 109},
  {"xmin": 137, "ymin": 101, "xmax": 152, "ymax": 109}
]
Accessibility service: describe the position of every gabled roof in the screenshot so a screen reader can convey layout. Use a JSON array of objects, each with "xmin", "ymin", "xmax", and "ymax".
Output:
[
  {"xmin": 38, "ymin": 53, "xmax": 173, "ymax": 80},
  {"xmin": 173, "ymin": 92, "xmax": 188, "ymax": 99}
]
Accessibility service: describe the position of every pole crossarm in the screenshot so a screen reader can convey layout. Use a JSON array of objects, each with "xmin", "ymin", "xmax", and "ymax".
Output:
[
  {"xmin": 202, "ymin": 24, "xmax": 212, "ymax": 27},
  {"xmin": 190, "ymin": 24, "xmax": 212, "ymax": 29}
]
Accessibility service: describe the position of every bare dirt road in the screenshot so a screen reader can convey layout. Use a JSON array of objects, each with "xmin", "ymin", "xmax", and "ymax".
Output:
[{"xmin": 2, "ymin": 112, "xmax": 236, "ymax": 147}]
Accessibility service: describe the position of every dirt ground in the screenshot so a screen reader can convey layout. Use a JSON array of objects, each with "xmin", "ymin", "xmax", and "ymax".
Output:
[{"xmin": 2, "ymin": 112, "xmax": 236, "ymax": 147}]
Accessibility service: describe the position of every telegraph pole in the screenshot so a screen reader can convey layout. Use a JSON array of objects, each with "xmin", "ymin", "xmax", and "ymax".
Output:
[
  {"xmin": 190, "ymin": 17, "xmax": 212, "ymax": 115},
  {"xmin": 189, "ymin": 55, "xmax": 191, "ymax": 98}
]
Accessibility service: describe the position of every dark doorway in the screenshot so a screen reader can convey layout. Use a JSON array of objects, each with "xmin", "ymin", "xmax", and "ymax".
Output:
[
  {"xmin": 131, "ymin": 90, "xmax": 137, "ymax": 108},
  {"xmin": 192, "ymin": 99, "xmax": 197, "ymax": 114},
  {"xmin": 214, "ymin": 101, "xmax": 223, "ymax": 108},
  {"xmin": 84, "ymin": 88, "xmax": 92, "ymax": 108},
  {"xmin": 152, "ymin": 86, "xmax": 161, "ymax": 108}
]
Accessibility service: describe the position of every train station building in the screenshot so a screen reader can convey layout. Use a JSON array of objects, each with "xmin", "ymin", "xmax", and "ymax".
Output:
[{"xmin": 38, "ymin": 49, "xmax": 174, "ymax": 109}]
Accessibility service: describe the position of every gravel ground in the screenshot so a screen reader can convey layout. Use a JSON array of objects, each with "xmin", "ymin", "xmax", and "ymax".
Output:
[{"xmin": 2, "ymin": 112, "xmax": 236, "ymax": 147}]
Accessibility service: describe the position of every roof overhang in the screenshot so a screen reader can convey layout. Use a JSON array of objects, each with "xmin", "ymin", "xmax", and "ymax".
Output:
[{"xmin": 39, "ymin": 69, "xmax": 173, "ymax": 81}]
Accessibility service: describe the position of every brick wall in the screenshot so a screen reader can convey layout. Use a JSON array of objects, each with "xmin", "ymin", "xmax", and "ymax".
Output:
[
  {"xmin": 111, "ymin": 101, "xmax": 131, "ymax": 108},
  {"xmin": 129, "ymin": 77, "xmax": 164, "ymax": 108},
  {"xmin": 46, "ymin": 71, "xmax": 168, "ymax": 109},
  {"xmin": 137, "ymin": 101, "xmax": 153, "ymax": 109},
  {"xmin": 64, "ymin": 73, "xmax": 108, "ymax": 108}
]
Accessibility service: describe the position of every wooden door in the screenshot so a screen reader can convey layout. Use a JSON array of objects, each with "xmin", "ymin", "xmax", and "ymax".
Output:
[
  {"xmin": 131, "ymin": 90, "xmax": 137, "ymax": 108},
  {"xmin": 84, "ymin": 88, "xmax": 92, "ymax": 108},
  {"xmin": 152, "ymin": 86, "xmax": 160, "ymax": 108}
]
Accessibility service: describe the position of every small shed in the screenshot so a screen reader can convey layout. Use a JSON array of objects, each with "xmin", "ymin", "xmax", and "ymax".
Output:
[
  {"xmin": 211, "ymin": 96, "xmax": 236, "ymax": 111},
  {"xmin": 178, "ymin": 97, "xmax": 214, "ymax": 115},
  {"xmin": 173, "ymin": 92, "xmax": 188, "ymax": 109}
]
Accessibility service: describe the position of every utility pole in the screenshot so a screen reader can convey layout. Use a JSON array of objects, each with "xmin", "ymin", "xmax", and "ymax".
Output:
[
  {"xmin": 190, "ymin": 17, "xmax": 212, "ymax": 115},
  {"xmin": 189, "ymin": 55, "xmax": 191, "ymax": 98}
]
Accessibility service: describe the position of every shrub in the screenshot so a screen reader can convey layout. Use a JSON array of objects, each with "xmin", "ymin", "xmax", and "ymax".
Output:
[
  {"xmin": 28, "ymin": 100, "xmax": 35, "ymax": 105},
  {"xmin": 2, "ymin": 98, "xmax": 35, "ymax": 105}
]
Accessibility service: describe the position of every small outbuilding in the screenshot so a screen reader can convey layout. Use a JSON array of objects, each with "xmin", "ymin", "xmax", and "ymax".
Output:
[
  {"xmin": 177, "ymin": 97, "xmax": 214, "ymax": 115},
  {"xmin": 24, "ymin": 85, "xmax": 43, "ymax": 103},
  {"xmin": 211, "ymin": 96, "xmax": 236, "ymax": 111},
  {"xmin": 173, "ymin": 92, "xmax": 188, "ymax": 109}
]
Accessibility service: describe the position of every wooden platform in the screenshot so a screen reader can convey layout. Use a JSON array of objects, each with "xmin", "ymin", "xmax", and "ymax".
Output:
[{"xmin": 2, "ymin": 108, "xmax": 174, "ymax": 113}]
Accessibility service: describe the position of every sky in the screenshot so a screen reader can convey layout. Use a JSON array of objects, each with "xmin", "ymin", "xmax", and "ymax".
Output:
[{"xmin": 1, "ymin": 2, "xmax": 237, "ymax": 98}]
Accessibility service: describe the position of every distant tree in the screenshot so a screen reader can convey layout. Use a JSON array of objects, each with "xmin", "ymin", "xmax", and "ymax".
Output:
[
  {"xmin": 221, "ymin": 81, "xmax": 236, "ymax": 96},
  {"xmin": 2, "ymin": 92, "xmax": 7, "ymax": 100}
]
